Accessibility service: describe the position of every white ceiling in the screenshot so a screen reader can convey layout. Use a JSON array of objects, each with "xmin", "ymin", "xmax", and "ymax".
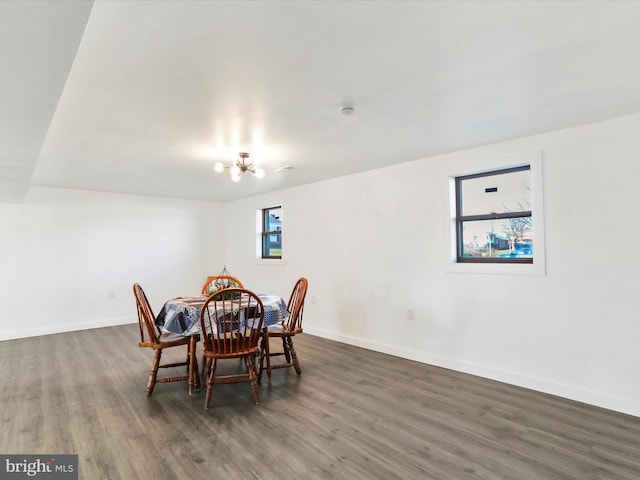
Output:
[{"xmin": 2, "ymin": 0, "xmax": 640, "ymax": 203}]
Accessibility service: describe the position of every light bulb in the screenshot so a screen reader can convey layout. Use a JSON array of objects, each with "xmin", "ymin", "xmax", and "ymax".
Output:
[
  {"xmin": 213, "ymin": 162, "xmax": 224, "ymax": 173},
  {"xmin": 253, "ymin": 167, "xmax": 266, "ymax": 179},
  {"xmin": 231, "ymin": 172, "xmax": 242, "ymax": 182},
  {"xmin": 229, "ymin": 164, "xmax": 241, "ymax": 177}
]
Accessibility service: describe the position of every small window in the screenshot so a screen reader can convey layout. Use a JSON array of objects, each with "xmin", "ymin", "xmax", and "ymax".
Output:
[
  {"xmin": 261, "ymin": 206, "xmax": 282, "ymax": 259},
  {"xmin": 455, "ymin": 165, "xmax": 532, "ymax": 263}
]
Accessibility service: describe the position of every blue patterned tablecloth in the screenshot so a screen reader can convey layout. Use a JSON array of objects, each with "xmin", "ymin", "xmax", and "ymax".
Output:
[{"xmin": 156, "ymin": 294, "xmax": 288, "ymax": 336}]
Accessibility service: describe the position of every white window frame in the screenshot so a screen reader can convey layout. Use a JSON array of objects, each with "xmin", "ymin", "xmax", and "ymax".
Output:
[{"xmin": 446, "ymin": 151, "xmax": 546, "ymax": 276}]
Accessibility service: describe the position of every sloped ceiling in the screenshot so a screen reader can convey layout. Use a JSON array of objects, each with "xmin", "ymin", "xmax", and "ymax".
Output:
[
  {"xmin": 3, "ymin": 0, "xmax": 640, "ymax": 203},
  {"xmin": 0, "ymin": 0, "xmax": 93, "ymax": 202}
]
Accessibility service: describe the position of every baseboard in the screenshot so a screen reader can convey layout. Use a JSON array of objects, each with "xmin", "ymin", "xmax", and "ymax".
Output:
[
  {"xmin": 0, "ymin": 317, "xmax": 137, "ymax": 342},
  {"xmin": 304, "ymin": 326, "xmax": 640, "ymax": 419}
]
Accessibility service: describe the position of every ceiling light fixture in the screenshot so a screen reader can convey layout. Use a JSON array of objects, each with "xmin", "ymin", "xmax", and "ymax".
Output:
[{"xmin": 213, "ymin": 152, "xmax": 265, "ymax": 182}]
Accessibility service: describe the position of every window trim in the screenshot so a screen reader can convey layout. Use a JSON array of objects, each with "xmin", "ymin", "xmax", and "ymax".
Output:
[
  {"xmin": 455, "ymin": 165, "xmax": 533, "ymax": 264},
  {"xmin": 446, "ymin": 151, "xmax": 546, "ymax": 276}
]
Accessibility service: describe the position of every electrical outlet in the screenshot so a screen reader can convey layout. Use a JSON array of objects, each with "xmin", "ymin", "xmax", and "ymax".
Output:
[
  {"xmin": 407, "ymin": 308, "xmax": 414, "ymax": 320},
  {"xmin": 311, "ymin": 296, "xmax": 317, "ymax": 304}
]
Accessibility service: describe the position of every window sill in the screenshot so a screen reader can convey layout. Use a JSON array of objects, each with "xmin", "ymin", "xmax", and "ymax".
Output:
[
  {"xmin": 445, "ymin": 261, "xmax": 546, "ymax": 276},
  {"xmin": 256, "ymin": 258, "xmax": 287, "ymax": 266}
]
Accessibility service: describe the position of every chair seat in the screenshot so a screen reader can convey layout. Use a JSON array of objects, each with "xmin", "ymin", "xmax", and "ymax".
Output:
[
  {"xmin": 266, "ymin": 323, "xmax": 302, "ymax": 336},
  {"xmin": 203, "ymin": 346, "xmax": 259, "ymax": 360},
  {"xmin": 161, "ymin": 331, "xmax": 199, "ymax": 343},
  {"xmin": 139, "ymin": 332, "xmax": 197, "ymax": 349}
]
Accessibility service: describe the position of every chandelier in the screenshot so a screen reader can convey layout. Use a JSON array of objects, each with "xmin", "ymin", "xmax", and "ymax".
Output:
[{"xmin": 213, "ymin": 152, "xmax": 265, "ymax": 182}]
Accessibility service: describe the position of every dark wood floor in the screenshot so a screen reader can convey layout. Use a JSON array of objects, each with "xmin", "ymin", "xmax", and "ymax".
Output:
[{"xmin": 1, "ymin": 324, "xmax": 638, "ymax": 479}]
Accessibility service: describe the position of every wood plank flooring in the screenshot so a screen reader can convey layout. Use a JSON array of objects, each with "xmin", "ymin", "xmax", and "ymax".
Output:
[{"xmin": 1, "ymin": 324, "xmax": 638, "ymax": 479}]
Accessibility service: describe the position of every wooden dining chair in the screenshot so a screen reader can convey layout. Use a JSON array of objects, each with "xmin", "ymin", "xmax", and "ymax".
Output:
[
  {"xmin": 133, "ymin": 283, "xmax": 199, "ymax": 396},
  {"xmin": 258, "ymin": 277, "xmax": 308, "ymax": 383},
  {"xmin": 199, "ymin": 288, "xmax": 264, "ymax": 409},
  {"xmin": 199, "ymin": 273, "xmax": 245, "ymax": 375},
  {"xmin": 201, "ymin": 275, "xmax": 244, "ymax": 294}
]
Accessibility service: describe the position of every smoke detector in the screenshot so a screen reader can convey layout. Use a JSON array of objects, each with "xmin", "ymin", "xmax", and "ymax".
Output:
[{"xmin": 339, "ymin": 105, "xmax": 355, "ymax": 116}]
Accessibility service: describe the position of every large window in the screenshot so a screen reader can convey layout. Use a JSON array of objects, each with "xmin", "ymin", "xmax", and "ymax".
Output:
[
  {"xmin": 455, "ymin": 165, "xmax": 532, "ymax": 263},
  {"xmin": 261, "ymin": 206, "xmax": 282, "ymax": 259}
]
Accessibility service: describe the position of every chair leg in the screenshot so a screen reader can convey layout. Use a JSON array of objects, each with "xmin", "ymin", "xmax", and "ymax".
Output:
[
  {"xmin": 287, "ymin": 337, "xmax": 301, "ymax": 375},
  {"xmin": 283, "ymin": 337, "xmax": 290, "ymax": 363},
  {"xmin": 188, "ymin": 337, "xmax": 200, "ymax": 394},
  {"xmin": 201, "ymin": 334, "xmax": 211, "ymax": 375},
  {"xmin": 146, "ymin": 349, "xmax": 162, "ymax": 396},
  {"xmin": 245, "ymin": 355, "xmax": 261, "ymax": 404},
  {"xmin": 193, "ymin": 356, "xmax": 200, "ymax": 390},
  {"xmin": 258, "ymin": 335, "xmax": 265, "ymax": 382},
  {"xmin": 201, "ymin": 355, "xmax": 207, "ymax": 375},
  {"xmin": 204, "ymin": 358, "xmax": 216, "ymax": 409},
  {"xmin": 263, "ymin": 333, "xmax": 272, "ymax": 384}
]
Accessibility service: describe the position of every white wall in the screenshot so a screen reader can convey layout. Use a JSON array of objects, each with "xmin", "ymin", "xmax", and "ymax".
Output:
[
  {"xmin": 2, "ymin": 114, "xmax": 637, "ymax": 417},
  {"xmin": 224, "ymin": 112, "xmax": 640, "ymax": 417},
  {"xmin": 0, "ymin": 186, "xmax": 224, "ymax": 340}
]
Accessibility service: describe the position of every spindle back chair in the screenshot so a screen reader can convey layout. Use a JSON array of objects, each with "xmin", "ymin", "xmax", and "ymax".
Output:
[
  {"xmin": 199, "ymin": 288, "xmax": 264, "ymax": 409},
  {"xmin": 201, "ymin": 275, "xmax": 244, "ymax": 294},
  {"xmin": 258, "ymin": 277, "xmax": 308, "ymax": 383},
  {"xmin": 133, "ymin": 283, "xmax": 199, "ymax": 395}
]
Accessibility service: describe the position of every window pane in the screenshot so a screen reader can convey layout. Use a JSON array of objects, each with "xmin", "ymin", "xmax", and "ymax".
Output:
[
  {"xmin": 461, "ymin": 169, "xmax": 530, "ymax": 216},
  {"xmin": 460, "ymin": 218, "xmax": 532, "ymax": 259},
  {"xmin": 263, "ymin": 233, "xmax": 282, "ymax": 257},
  {"xmin": 261, "ymin": 206, "xmax": 282, "ymax": 259},
  {"xmin": 265, "ymin": 207, "xmax": 281, "ymax": 232}
]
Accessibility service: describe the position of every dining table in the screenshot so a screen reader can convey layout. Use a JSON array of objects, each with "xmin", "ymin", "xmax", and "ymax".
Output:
[{"xmin": 155, "ymin": 293, "xmax": 289, "ymax": 393}]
